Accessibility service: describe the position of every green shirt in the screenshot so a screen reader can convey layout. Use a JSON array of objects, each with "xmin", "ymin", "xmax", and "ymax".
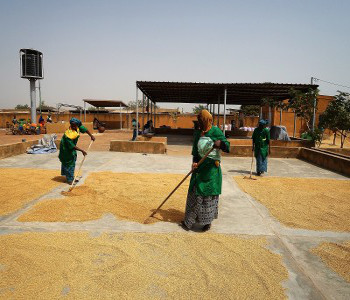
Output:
[
  {"xmin": 252, "ymin": 127, "xmax": 270, "ymax": 159},
  {"xmin": 58, "ymin": 125, "xmax": 87, "ymax": 166},
  {"xmin": 189, "ymin": 126, "xmax": 230, "ymax": 196}
]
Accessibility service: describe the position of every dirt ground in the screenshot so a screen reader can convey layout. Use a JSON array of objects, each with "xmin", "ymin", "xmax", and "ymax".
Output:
[
  {"xmin": 0, "ymin": 129, "xmax": 41, "ymax": 145},
  {"xmin": 19, "ymin": 172, "xmax": 190, "ymax": 224},
  {"xmin": 320, "ymin": 134, "xmax": 350, "ymax": 149},
  {"xmin": 0, "ymin": 168, "xmax": 63, "ymax": 216},
  {"xmin": 234, "ymin": 177, "xmax": 350, "ymax": 232},
  {"xmin": 312, "ymin": 241, "xmax": 350, "ymax": 283},
  {"xmin": 0, "ymin": 232, "xmax": 288, "ymax": 299}
]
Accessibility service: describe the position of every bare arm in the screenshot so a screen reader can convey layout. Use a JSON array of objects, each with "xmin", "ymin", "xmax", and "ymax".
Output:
[{"xmin": 85, "ymin": 130, "xmax": 95, "ymax": 141}]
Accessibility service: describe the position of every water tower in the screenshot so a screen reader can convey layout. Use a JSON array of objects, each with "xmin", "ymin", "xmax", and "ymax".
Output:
[{"xmin": 19, "ymin": 49, "xmax": 44, "ymax": 123}]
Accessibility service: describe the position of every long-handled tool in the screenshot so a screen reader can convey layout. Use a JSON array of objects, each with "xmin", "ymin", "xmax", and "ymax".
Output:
[
  {"xmin": 145, "ymin": 147, "xmax": 214, "ymax": 223},
  {"xmin": 243, "ymin": 150, "xmax": 257, "ymax": 180},
  {"xmin": 68, "ymin": 140, "xmax": 94, "ymax": 192}
]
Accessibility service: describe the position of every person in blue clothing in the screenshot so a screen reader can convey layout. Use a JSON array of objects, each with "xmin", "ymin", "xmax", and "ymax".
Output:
[{"xmin": 252, "ymin": 119, "xmax": 270, "ymax": 176}]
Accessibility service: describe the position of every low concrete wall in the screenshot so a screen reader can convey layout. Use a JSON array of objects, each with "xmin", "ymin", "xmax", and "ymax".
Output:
[
  {"xmin": 136, "ymin": 136, "xmax": 167, "ymax": 144},
  {"xmin": 228, "ymin": 139, "xmax": 314, "ymax": 147},
  {"xmin": 222, "ymin": 146, "xmax": 300, "ymax": 158},
  {"xmin": 0, "ymin": 140, "xmax": 39, "ymax": 159},
  {"xmin": 322, "ymin": 148, "xmax": 350, "ymax": 157},
  {"xmin": 110, "ymin": 140, "xmax": 166, "ymax": 154},
  {"xmin": 46, "ymin": 122, "xmax": 93, "ymax": 134},
  {"xmin": 299, "ymin": 148, "xmax": 350, "ymax": 176}
]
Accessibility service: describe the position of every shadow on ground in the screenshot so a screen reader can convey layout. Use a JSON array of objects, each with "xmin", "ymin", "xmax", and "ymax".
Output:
[
  {"xmin": 51, "ymin": 176, "xmax": 67, "ymax": 183},
  {"xmin": 149, "ymin": 208, "xmax": 184, "ymax": 224}
]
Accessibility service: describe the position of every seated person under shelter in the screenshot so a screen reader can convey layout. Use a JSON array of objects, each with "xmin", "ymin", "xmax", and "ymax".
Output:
[
  {"xmin": 59, "ymin": 118, "xmax": 95, "ymax": 184},
  {"xmin": 143, "ymin": 120, "xmax": 154, "ymax": 135}
]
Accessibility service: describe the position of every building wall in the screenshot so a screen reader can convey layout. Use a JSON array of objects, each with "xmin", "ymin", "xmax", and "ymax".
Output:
[{"xmin": 0, "ymin": 95, "xmax": 333, "ymax": 136}]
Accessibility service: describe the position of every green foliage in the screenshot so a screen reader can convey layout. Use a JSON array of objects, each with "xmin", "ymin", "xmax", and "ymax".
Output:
[
  {"xmin": 301, "ymin": 128, "xmax": 323, "ymax": 147},
  {"xmin": 192, "ymin": 104, "xmax": 207, "ymax": 114},
  {"xmin": 38, "ymin": 100, "xmax": 55, "ymax": 111},
  {"xmin": 319, "ymin": 91, "xmax": 350, "ymax": 148},
  {"xmin": 287, "ymin": 88, "xmax": 319, "ymax": 130},
  {"xmin": 15, "ymin": 104, "xmax": 29, "ymax": 110},
  {"xmin": 126, "ymin": 100, "xmax": 159, "ymax": 110},
  {"xmin": 240, "ymin": 105, "xmax": 260, "ymax": 116}
]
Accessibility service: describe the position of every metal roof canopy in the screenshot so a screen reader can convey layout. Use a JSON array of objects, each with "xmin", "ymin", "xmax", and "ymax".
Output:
[
  {"xmin": 136, "ymin": 81, "xmax": 318, "ymax": 105},
  {"xmin": 83, "ymin": 99, "xmax": 128, "ymax": 108}
]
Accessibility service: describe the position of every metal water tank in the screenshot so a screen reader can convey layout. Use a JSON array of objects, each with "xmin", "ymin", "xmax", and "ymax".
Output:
[{"xmin": 20, "ymin": 49, "xmax": 43, "ymax": 79}]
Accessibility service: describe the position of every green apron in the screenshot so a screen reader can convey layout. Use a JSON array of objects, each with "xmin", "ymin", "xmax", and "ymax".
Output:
[
  {"xmin": 189, "ymin": 126, "xmax": 230, "ymax": 196},
  {"xmin": 58, "ymin": 125, "xmax": 87, "ymax": 167},
  {"xmin": 252, "ymin": 127, "xmax": 270, "ymax": 159}
]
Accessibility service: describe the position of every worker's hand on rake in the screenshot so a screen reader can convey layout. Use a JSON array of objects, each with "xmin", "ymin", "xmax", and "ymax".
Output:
[
  {"xmin": 82, "ymin": 150, "xmax": 87, "ymax": 156},
  {"xmin": 192, "ymin": 163, "xmax": 198, "ymax": 171},
  {"xmin": 213, "ymin": 140, "xmax": 221, "ymax": 148}
]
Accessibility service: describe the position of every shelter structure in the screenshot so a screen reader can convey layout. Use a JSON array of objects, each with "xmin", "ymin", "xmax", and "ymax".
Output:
[
  {"xmin": 83, "ymin": 99, "xmax": 128, "ymax": 129},
  {"xmin": 136, "ymin": 81, "xmax": 318, "ymax": 137}
]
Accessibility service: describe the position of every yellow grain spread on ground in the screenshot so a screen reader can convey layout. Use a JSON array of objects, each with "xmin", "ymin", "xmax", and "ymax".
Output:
[
  {"xmin": 0, "ymin": 232, "xmax": 288, "ymax": 299},
  {"xmin": 234, "ymin": 177, "xmax": 350, "ymax": 232},
  {"xmin": 312, "ymin": 241, "xmax": 350, "ymax": 282},
  {"xmin": 19, "ymin": 172, "xmax": 189, "ymax": 224},
  {"xmin": 0, "ymin": 168, "xmax": 63, "ymax": 216}
]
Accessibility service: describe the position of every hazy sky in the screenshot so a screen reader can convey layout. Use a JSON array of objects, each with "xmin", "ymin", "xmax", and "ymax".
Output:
[{"xmin": 0, "ymin": 0, "xmax": 349, "ymax": 111}]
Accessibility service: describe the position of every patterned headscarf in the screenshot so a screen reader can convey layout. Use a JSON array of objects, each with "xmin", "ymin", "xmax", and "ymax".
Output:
[
  {"xmin": 198, "ymin": 109, "xmax": 213, "ymax": 133},
  {"xmin": 258, "ymin": 119, "xmax": 268, "ymax": 126},
  {"xmin": 66, "ymin": 118, "xmax": 82, "ymax": 140},
  {"xmin": 70, "ymin": 118, "xmax": 82, "ymax": 127}
]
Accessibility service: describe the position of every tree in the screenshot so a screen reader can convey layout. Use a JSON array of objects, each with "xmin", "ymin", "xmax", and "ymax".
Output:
[
  {"xmin": 126, "ymin": 100, "xmax": 158, "ymax": 111},
  {"xmin": 38, "ymin": 100, "xmax": 55, "ymax": 111},
  {"xmin": 319, "ymin": 91, "xmax": 350, "ymax": 148},
  {"xmin": 15, "ymin": 104, "xmax": 29, "ymax": 110},
  {"xmin": 192, "ymin": 105, "xmax": 207, "ymax": 114},
  {"xmin": 287, "ymin": 88, "xmax": 319, "ymax": 130},
  {"xmin": 240, "ymin": 105, "xmax": 260, "ymax": 116}
]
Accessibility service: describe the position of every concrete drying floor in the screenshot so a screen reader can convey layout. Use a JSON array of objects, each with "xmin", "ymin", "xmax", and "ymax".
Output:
[{"xmin": 0, "ymin": 152, "xmax": 349, "ymax": 299}]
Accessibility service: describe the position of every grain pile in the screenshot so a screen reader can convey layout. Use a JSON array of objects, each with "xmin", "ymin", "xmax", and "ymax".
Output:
[
  {"xmin": 19, "ymin": 172, "xmax": 189, "ymax": 224},
  {"xmin": 234, "ymin": 177, "xmax": 350, "ymax": 232},
  {"xmin": 312, "ymin": 241, "xmax": 350, "ymax": 282},
  {"xmin": 0, "ymin": 168, "xmax": 62, "ymax": 216},
  {"xmin": 0, "ymin": 232, "xmax": 288, "ymax": 299}
]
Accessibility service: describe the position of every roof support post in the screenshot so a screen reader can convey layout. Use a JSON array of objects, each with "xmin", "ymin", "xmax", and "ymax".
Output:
[
  {"xmin": 120, "ymin": 103, "xmax": 122, "ymax": 129},
  {"xmin": 259, "ymin": 106, "xmax": 262, "ymax": 119},
  {"xmin": 311, "ymin": 77, "xmax": 316, "ymax": 131},
  {"xmin": 223, "ymin": 88, "xmax": 227, "ymax": 135},
  {"xmin": 212, "ymin": 104, "xmax": 215, "ymax": 121},
  {"xmin": 293, "ymin": 110, "xmax": 297, "ymax": 138},
  {"xmin": 147, "ymin": 97, "xmax": 150, "ymax": 121},
  {"xmin": 84, "ymin": 100, "xmax": 86, "ymax": 122},
  {"xmin": 142, "ymin": 93, "xmax": 145, "ymax": 130},
  {"xmin": 217, "ymin": 95, "xmax": 220, "ymax": 126},
  {"xmin": 154, "ymin": 102, "xmax": 156, "ymax": 130},
  {"xmin": 268, "ymin": 106, "xmax": 271, "ymax": 126},
  {"xmin": 136, "ymin": 84, "xmax": 139, "ymax": 139},
  {"xmin": 280, "ymin": 108, "xmax": 282, "ymax": 125}
]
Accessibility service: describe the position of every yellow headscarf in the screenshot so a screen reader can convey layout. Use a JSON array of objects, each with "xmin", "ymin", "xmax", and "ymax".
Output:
[{"xmin": 198, "ymin": 109, "xmax": 213, "ymax": 133}]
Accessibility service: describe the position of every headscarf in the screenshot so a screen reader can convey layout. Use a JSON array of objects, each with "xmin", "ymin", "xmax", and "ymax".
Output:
[
  {"xmin": 258, "ymin": 119, "xmax": 268, "ymax": 127},
  {"xmin": 70, "ymin": 118, "xmax": 82, "ymax": 127},
  {"xmin": 198, "ymin": 109, "xmax": 213, "ymax": 133},
  {"xmin": 66, "ymin": 118, "xmax": 82, "ymax": 140}
]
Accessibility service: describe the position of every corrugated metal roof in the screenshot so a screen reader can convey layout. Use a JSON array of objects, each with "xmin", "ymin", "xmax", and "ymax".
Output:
[
  {"xmin": 83, "ymin": 99, "xmax": 128, "ymax": 108},
  {"xmin": 136, "ymin": 81, "xmax": 318, "ymax": 105}
]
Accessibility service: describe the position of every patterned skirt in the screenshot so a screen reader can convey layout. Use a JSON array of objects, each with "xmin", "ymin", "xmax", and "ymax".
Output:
[
  {"xmin": 61, "ymin": 163, "xmax": 76, "ymax": 183},
  {"xmin": 184, "ymin": 186, "xmax": 219, "ymax": 228}
]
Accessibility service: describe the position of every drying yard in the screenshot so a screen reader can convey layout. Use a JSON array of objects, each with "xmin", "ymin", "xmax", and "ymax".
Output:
[{"xmin": 0, "ymin": 137, "xmax": 349, "ymax": 299}]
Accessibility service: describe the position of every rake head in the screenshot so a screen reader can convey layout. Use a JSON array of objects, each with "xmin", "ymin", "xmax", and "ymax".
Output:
[{"xmin": 243, "ymin": 175, "xmax": 257, "ymax": 180}]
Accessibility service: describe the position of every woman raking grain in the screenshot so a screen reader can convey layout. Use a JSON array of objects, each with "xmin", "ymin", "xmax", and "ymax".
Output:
[
  {"xmin": 59, "ymin": 118, "xmax": 95, "ymax": 184},
  {"xmin": 181, "ymin": 110, "xmax": 230, "ymax": 232}
]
